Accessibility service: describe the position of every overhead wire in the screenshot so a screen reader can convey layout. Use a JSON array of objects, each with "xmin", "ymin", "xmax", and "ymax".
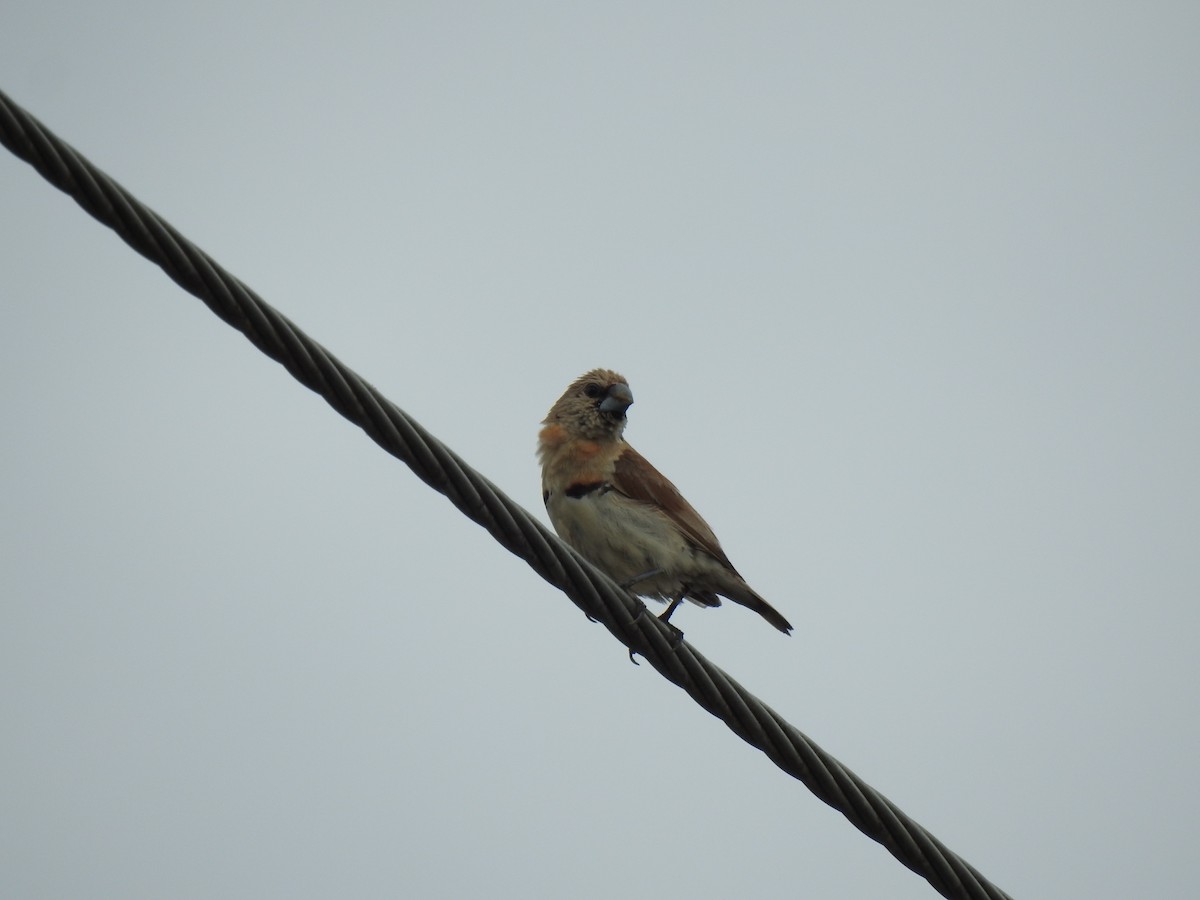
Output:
[{"xmin": 0, "ymin": 88, "xmax": 1012, "ymax": 900}]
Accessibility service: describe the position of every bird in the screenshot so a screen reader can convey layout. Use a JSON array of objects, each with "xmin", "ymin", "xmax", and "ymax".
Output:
[{"xmin": 538, "ymin": 368, "xmax": 793, "ymax": 637}]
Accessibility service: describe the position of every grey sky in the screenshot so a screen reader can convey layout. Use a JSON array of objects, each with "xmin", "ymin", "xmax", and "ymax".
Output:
[{"xmin": 3, "ymin": 4, "xmax": 1198, "ymax": 898}]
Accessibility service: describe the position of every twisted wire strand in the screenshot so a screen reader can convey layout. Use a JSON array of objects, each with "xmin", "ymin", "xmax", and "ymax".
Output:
[{"xmin": 1, "ymin": 88, "xmax": 1012, "ymax": 900}]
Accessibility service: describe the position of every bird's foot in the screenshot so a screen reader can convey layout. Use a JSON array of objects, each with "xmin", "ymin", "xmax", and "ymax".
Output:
[
  {"xmin": 625, "ymin": 604, "xmax": 648, "ymax": 664},
  {"xmin": 627, "ymin": 602, "xmax": 685, "ymax": 663},
  {"xmin": 658, "ymin": 615, "xmax": 685, "ymax": 645}
]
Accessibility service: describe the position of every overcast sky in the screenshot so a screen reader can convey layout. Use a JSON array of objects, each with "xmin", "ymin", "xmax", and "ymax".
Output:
[{"xmin": 3, "ymin": 4, "xmax": 1198, "ymax": 898}]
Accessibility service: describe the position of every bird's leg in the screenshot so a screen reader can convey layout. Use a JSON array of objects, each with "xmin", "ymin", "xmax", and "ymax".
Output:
[
  {"xmin": 621, "ymin": 567, "xmax": 664, "ymax": 591},
  {"xmin": 657, "ymin": 594, "xmax": 686, "ymax": 646},
  {"xmin": 625, "ymin": 577, "xmax": 682, "ymax": 665},
  {"xmin": 658, "ymin": 595, "xmax": 684, "ymax": 625}
]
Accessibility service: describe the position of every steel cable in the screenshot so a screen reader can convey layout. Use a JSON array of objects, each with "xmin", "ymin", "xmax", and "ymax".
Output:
[{"xmin": 1, "ymin": 88, "xmax": 1012, "ymax": 900}]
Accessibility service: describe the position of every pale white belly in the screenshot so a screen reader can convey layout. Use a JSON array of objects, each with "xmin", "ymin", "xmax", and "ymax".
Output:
[{"xmin": 545, "ymin": 488, "xmax": 693, "ymax": 602}]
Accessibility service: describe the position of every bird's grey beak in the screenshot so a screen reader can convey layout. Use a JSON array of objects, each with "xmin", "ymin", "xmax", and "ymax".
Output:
[{"xmin": 599, "ymin": 382, "xmax": 634, "ymax": 414}]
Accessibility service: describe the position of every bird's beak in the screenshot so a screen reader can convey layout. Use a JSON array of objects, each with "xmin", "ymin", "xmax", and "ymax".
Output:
[{"xmin": 599, "ymin": 382, "xmax": 634, "ymax": 415}]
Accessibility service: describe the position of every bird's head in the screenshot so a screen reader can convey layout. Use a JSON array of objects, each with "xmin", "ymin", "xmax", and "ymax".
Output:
[{"xmin": 543, "ymin": 368, "xmax": 634, "ymax": 440}]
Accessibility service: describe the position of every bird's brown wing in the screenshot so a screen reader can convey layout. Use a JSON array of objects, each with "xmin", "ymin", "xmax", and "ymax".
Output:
[{"xmin": 610, "ymin": 443, "xmax": 739, "ymax": 572}]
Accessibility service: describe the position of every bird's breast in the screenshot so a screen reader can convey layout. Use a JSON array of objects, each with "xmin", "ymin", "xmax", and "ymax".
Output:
[{"xmin": 544, "ymin": 488, "xmax": 692, "ymax": 597}]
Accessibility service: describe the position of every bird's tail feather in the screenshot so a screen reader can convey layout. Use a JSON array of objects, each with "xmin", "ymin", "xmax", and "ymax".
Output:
[{"xmin": 726, "ymin": 584, "xmax": 794, "ymax": 634}]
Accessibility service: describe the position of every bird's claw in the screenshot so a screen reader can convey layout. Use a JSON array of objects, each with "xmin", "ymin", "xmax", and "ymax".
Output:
[
  {"xmin": 627, "ymin": 606, "xmax": 646, "ymax": 663},
  {"xmin": 627, "ymin": 613, "xmax": 684, "ymax": 664},
  {"xmin": 661, "ymin": 620, "xmax": 685, "ymax": 645}
]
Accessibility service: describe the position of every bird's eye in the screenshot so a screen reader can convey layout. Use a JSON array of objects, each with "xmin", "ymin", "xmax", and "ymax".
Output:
[{"xmin": 583, "ymin": 383, "xmax": 603, "ymax": 398}]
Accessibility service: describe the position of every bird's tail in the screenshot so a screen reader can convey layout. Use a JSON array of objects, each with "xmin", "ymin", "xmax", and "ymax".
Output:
[{"xmin": 725, "ymin": 582, "xmax": 794, "ymax": 634}]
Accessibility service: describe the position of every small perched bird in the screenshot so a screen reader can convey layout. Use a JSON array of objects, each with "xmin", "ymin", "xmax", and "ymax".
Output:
[{"xmin": 538, "ymin": 368, "xmax": 793, "ymax": 636}]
